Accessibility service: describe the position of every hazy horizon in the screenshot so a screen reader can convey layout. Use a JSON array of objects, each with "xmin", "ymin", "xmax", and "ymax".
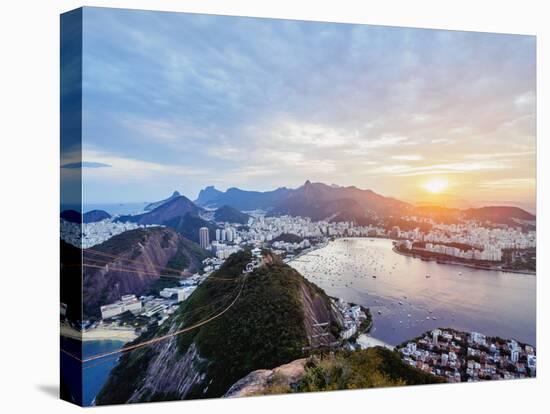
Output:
[{"xmin": 66, "ymin": 8, "xmax": 536, "ymax": 212}]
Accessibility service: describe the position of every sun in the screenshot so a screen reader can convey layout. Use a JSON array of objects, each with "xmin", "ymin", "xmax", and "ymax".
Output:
[{"xmin": 423, "ymin": 178, "xmax": 448, "ymax": 194}]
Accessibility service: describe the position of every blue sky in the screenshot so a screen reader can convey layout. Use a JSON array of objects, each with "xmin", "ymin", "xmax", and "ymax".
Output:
[{"xmin": 72, "ymin": 7, "xmax": 536, "ymax": 209}]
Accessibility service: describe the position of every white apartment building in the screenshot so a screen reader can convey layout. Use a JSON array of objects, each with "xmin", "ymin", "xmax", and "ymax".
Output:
[{"xmin": 100, "ymin": 294, "xmax": 142, "ymax": 319}]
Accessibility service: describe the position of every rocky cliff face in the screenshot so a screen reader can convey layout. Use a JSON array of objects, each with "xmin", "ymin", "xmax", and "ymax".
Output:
[
  {"xmin": 83, "ymin": 227, "xmax": 206, "ymax": 318},
  {"xmin": 127, "ymin": 340, "xmax": 207, "ymax": 403},
  {"xmin": 95, "ymin": 251, "xmax": 343, "ymax": 405}
]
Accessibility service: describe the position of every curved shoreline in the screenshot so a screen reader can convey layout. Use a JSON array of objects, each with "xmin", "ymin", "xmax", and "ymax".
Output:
[
  {"xmin": 61, "ymin": 323, "xmax": 138, "ymax": 342},
  {"xmin": 392, "ymin": 246, "xmax": 535, "ymax": 275}
]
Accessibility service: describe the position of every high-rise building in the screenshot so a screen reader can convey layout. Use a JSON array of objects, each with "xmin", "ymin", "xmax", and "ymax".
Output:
[
  {"xmin": 226, "ymin": 227, "xmax": 234, "ymax": 242},
  {"xmin": 199, "ymin": 227, "xmax": 210, "ymax": 249},
  {"xmin": 215, "ymin": 228, "xmax": 221, "ymax": 241},
  {"xmin": 432, "ymin": 329, "xmax": 441, "ymax": 345}
]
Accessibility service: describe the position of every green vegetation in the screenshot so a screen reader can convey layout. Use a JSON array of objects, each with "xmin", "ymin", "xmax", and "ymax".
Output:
[
  {"xmin": 163, "ymin": 238, "xmax": 210, "ymax": 276},
  {"xmin": 90, "ymin": 228, "xmax": 158, "ymax": 257},
  {"xmin": 296, "ymin": 347, "xmax": 444, "ymax": 392},
  {"xmin": 271, "ymin": 233, "xmax": 303, "ymax": 244},
  {"xmin": 213, "ymin": 205, "xmax": 250, "ymax": 224},
  {"xmin": 166, "ymin": 213, "xmax": 217, "ymax": 244},
  {"xmin": 97, "ymin": 250, "xmax": 321, "ymax": 403},
  {"xmin": 502, "ymin": 247, "xmax": 536, "ymax": 272},
  {"xmin": 95, "ymin": 247, "xmax": 446, "ymax": 405},
  {"xmin": 179, "ymin": 252, "xmax": 311, "ymax": 398},
  {"xmin": 145, "ymin": 276, "xmax": 181, "ymax": 295}
]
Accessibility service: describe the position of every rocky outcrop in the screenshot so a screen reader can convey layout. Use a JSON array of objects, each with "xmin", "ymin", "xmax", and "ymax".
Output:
[
  {"xmin": 300, "ymin": 282, "xmax": 342, "ymax": 347},
  {"xmin": 224, "ymin": 358, "xmax": 307, "ymax": 398},
  {"xmin": 128, "ymin": 340, "xmax": 207, "ymax": 402}
]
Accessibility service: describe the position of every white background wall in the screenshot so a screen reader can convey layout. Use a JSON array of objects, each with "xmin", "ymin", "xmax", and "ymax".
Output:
[{"xmin": 0, "ymin": 1, "xmax": 547, "ymax": 413}]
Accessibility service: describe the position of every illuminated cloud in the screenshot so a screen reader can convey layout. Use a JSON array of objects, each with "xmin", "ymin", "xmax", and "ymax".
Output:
[{"xmin": 80, "ymin": 8, "xmax": 536, "ymax": 205}]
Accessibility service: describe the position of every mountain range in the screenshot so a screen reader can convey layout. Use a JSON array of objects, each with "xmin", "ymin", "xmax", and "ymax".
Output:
[
  {"xmin": 112, "ymin": 181, "xmax": 536, "ymax": 233},
  {"xmin": 195, "ymin": 180, "xmax": 410, "ymax": 223},
  {"xmin": 194, "ymin": 180, "xmax": 534, "ymax": 226},
  {"xmin": 196, "ymin": 185, "xmax": 291, "ymax": 211},
  {"xmin": 65, "ymin": 181, "xmax": 535, "ymax": 235}
]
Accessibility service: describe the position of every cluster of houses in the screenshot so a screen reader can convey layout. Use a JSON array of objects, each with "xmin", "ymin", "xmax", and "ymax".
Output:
[
  {"xmin": 334, "ymin": 299, "xmax": 370, "ymax": 342},
  {"xmin": 399, "ymin": 329, "xmax": 536, "ymax": 382}
]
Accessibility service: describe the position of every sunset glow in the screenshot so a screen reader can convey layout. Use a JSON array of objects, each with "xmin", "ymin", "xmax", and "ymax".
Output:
[
  {"xmin": 75, "ymin": 9, "xmax": 536, "ymax": 213},
  {"xmin": 423, "ymin": 178, "xmax": 449, "ymax": 194}
]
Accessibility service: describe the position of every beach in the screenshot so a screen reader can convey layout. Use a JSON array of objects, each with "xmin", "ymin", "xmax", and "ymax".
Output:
[
  {"xmin": 357, "ymin": 334, "xmax": 394, "ymax": 350},
  {"xmin": 61, "ymin": 323, "xmax": 138, "ymax": 342}
]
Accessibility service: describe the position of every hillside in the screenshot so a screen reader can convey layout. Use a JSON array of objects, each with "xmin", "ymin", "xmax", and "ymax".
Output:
[
  {"xmin": 117, "ymin": 195, "xmax": 202, "ymax": 226},
  {"xmin": 272, "ymin": 233, "xmax": 303, "ymax": 244},
  {"xmin": 464, "ymin": 206, "xmax": 535, "ymax": 225},
  {"xmin": 144, "ymin": 191, "xmax": 181, "ymax": 211},
  {"xmin": 270, "ymin": 181, "xmax": 410, "ymax": 223},
  {"xmin": 83, "ymin": 209, "xmax": 111, "ymax": 223},
  {"xmin": 82, "ymin": 227, "xmax": 208, "ymax": 318},
  {"xmin": 194, "ymin": 185, "xmax": 223, "ymax": 206},
  {"xmin": 226, "ymin": 347, "xmax": 444, "ymax": 397},
  {"xmin": 164, "ymin": 212, "xmax": 217, "ymax": 244},
  {"xmin": 411, "ymin": 205, "xmax": 535, "ymax": 228},
  {"xmin": 95, "ymin": 250, "xmax": 342, "ymax": 404},
  {"xmin": 213, "ymin": 205, "xmax": 250, "ymax": 224}
]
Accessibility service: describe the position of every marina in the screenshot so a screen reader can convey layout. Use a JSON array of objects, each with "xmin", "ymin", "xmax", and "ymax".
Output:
[{"xmin": 289, "ymin": 237, "xmax": 536, "ymax": 346}]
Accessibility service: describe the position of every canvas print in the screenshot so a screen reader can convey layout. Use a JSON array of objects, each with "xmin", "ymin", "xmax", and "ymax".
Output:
[{"xmin": 60, "ymin": 7, "xmax": 536, "ymax": 407}]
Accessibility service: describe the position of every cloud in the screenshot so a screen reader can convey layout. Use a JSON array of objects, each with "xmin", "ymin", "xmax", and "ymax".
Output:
[
  {"xmin": 78, "ymin": 8, "xmax": 536, "ymax": 203},
  {"xmin": 391, "ymin": 154, "xmax": 424, "ymax": 161},
  {"xmin": 514, "ymin": 91, "xmax": 535, "ymax": 111},
  {"xmin": 369, "ymin": 160, "xmax": 506, "ymax": 177},
  {"xmin": 477, "ymin": 178, "xmax": 535, "ymax": 189},
  {"xmin": 82, "ymin": 148, "xmax": 208, "ymax": 182}
]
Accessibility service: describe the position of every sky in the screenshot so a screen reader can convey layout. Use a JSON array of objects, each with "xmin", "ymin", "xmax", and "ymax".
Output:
[{"xmin": 70, "ymin": 7, "xmax": 536, "ymax": 211}]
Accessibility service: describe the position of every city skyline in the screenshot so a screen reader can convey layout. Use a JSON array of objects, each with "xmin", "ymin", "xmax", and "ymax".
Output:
[{"xmin": 71, "ymin": 8, "xmax": 536, "ymax": 211}]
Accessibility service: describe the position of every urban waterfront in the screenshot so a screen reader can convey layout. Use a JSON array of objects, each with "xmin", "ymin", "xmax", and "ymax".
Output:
[{"xmin": 290, "ymin": 238, "xmax": 536, "ymax": 347}]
